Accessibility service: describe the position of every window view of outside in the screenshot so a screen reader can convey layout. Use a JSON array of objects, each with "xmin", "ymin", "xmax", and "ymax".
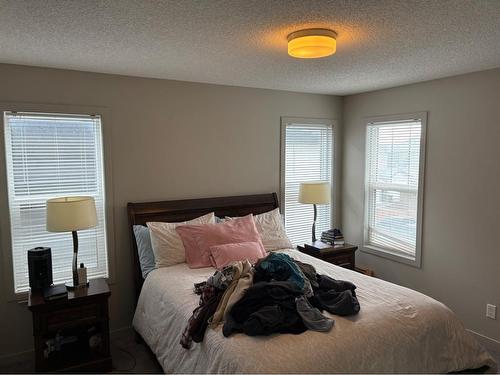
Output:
[
  {"xmin": 284, "ymin": 123, "xmax": 332, "ymax": 245},
  {"xmin": 4, "ymin": 113, "xmax": 108, "ymax": 292},
  {"xmin": 366, "ymin": 122, "xmax": 421, "ymax": 256}
]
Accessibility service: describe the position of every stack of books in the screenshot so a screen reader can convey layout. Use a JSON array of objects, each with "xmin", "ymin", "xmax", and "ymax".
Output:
[{"xmin": 321, "ymin": 228, "xmax": 345, "ymax": 246}]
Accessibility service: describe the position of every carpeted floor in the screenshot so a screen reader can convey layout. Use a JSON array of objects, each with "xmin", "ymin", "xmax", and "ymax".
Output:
[
  {"xmin": 0, "ymin": 330, "xmax": 162, "ymax": 374},
  {"xmin": 0, "ymin": 329, "xmax": 498, "ymax": 373},
  {"xmin": 110, "ymin": 331, "xmax": 162, "ymax": 373}
]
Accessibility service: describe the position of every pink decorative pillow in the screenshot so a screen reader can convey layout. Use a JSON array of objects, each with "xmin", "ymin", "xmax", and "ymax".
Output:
[
  {"xmin": 175, "ymin": 214, "xmax": 265, "ymax": 268},
  {"xmin": 209, "ymin": 241, "xmax": 265, "ymax": 269}
]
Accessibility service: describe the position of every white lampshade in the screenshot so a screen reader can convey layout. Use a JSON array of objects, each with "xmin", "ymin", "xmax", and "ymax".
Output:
[
  {"xmin": 46, "ymin": 196, "xmax": 97, "ymax": 232},
  {"xmin": 298, "ymin": 181, "xmax": 331, "ymax": 204}
]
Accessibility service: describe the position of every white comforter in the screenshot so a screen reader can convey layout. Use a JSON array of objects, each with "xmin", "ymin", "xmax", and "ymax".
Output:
[{"xmin": 133, "ymin": 249, "xmax": 496, "ymax": 373}]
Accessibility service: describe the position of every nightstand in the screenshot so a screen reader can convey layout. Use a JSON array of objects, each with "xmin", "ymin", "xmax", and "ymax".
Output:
[
  {"xmin": 297, "ymin": 241, "xmax": 358, "ymax": 270},
  {"xmin": 28, "ymin": 278, "xmax": 112, "ymax": 373}
]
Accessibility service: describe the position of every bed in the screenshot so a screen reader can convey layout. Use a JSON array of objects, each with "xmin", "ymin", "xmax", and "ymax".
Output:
[{"xmin": 128, "ymin": 193, "xmax": 496, "ymax": 373}]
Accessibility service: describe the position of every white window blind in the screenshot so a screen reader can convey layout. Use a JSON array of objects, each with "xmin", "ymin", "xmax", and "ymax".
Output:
[
  {"xmin": 282, "ymin": 121, "xmax": 333, "ymax": 245},
  {"xmin": 3, "ymin": 112, "xmax": 108, "ymax": 293},
  {"xmin": 364, "ymin": 118, "xmax": 424, "ymax": 261}
]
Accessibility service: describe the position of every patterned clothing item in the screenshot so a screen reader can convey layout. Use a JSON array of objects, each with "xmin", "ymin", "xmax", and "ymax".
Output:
[
  {"xmin": 207, "ymin": 266, "xmax": 234, "ymax": 289},
  {"xmin": 180, "ymin": 287, "xmax": 224, "ymax": 349},
  {"xmin": 180, "ymin": 265, "xmax": 235, "ymax": 349},
  {"xmin": 209, "ymin": 260, "xmax": 254, "ymax": 327}
]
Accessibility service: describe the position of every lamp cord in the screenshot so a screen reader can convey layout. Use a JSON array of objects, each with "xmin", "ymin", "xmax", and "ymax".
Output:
[{"xmin": 111, "ymin": 344, "xmax": 137, "ymax": 372}]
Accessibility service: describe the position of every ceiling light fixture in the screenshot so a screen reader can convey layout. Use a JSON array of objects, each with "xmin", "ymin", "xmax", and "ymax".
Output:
[{"xmin": 287, "ymin": 28, "xmax": 337, "ymax": 59}]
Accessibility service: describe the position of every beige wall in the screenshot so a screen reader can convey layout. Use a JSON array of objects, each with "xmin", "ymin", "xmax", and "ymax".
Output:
[
  {"xmin": 1, "ymin": 61, "xmax": 498, "ymax": 360},
  {"xmin": 342, "ymin": 68, "xmax": 500, "ymax": 342},
  {"xmin": 0, "ymin": 64, "xmax": 342, "ymax": 358}
]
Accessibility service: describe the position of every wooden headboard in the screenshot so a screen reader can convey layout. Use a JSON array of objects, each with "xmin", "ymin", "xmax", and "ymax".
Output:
[{"xmin": 127, "ymin": 192, "xmax": 279, "ymax": 305}]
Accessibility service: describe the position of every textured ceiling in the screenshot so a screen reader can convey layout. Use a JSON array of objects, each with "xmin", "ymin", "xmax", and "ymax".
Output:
[{"xmin": 1, "ymin": 0, "xmax": 500, "ymax": 95}]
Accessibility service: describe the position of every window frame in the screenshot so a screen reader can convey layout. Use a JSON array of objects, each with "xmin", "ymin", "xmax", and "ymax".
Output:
[
  {"xmin": 0, "ymin": 103, "xmax": 115, "ymax": 300},
  {"xmin": 362, "ymin": 112, "xmax": 427, "ymax": 268},
  {"xmin": 280, "ymin": 117, "xmax": 336, "ymax": 244}
]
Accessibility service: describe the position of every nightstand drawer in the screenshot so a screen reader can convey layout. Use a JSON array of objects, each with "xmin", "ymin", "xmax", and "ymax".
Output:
[
  {"xmin": 327, "ymin": 254, "xmax": 353, "ymax": 268},
  {"xmin": 297, "ymin": 242, "xmax": 357, "ymax": 270},
  {"xmin": 44, "ymin": 303, "xmax": 101, "ymax": 331}
]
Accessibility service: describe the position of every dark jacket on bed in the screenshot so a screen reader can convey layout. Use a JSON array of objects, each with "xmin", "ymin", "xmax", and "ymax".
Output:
[
  {"xmin": 223, "ymin": 281, "xmax": 307, "ymax": 337},
  {"xmin": 223, "ymin": 260, "xmax": 360, "ymax": 337},
  {"xmin": 183, "ymin": 255, "xmax": 361, "ymax": 345},
  {"xmin": 310, "ymin": 274, "xmax": 360, "ymax": 316},
  {"xmin": 295, "ymin": 260, "xmax": 360, "ymax": 316}
]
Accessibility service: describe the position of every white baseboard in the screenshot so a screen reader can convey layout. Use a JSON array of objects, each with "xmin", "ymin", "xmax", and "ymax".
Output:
[
  {"xmin": 467, "ymin": 329, "xmax": 500, "ymax": 354},
  {"xmin": 0, "ymin": 325, "xmax": 134, "ymax": 367}
]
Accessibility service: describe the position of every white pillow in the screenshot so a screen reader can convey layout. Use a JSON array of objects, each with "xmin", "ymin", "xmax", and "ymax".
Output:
[
  {"xmin": 226, "ymin": 208, "xmax": 293, "ymax": 251},
  {"xmin": 147, "ymin": 212, "xmax": 215, "ymax": 267}
]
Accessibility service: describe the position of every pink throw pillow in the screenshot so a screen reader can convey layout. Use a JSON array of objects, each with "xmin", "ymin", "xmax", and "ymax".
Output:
[
  {"xmin": 209, "ymin": 241, "xmax": 265, "ymax": 269},
  {"xmin": 175, "ymin": 214, "xmax": 265, "ymax": 268}
]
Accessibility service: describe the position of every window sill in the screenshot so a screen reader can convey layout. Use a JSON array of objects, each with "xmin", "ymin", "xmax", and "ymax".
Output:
[
  {"xmin": 361, "ymin": 244, "xmax": 421, "ymax": 268},
  {"xmin": 14, "ymin": 291, "xmax": 29, "ymax": 304}
]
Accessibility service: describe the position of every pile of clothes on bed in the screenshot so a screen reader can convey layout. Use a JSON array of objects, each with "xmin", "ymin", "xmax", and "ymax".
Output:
[{"xmin": 180, "ymin": 252, "xmax": 360, "ymax": 349}]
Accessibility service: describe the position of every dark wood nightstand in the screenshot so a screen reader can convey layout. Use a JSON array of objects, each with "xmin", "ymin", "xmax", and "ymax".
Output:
[
  {"xmin": 28, "ymin": 278, "xmax": 112, "ymax": 373},
  {"xmin": 297, "ymin": 241, "xmax": 358, "ymax": 270}
]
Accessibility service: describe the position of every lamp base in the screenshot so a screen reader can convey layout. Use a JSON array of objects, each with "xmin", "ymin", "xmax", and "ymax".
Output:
[{"xmin": 65, "ymin": 281, "xmax": 89, "ymax": 290}]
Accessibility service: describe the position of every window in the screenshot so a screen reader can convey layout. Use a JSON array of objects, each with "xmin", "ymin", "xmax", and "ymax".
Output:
[
  {"xmin": 3, "ymin": 112, "xmax": 108, "ymax": 293},
  {"xmin": 363, "ymin": 113, "xmax": 426, "ymax": 266},
  {"xmin": 281, "ymin": 118, "xmax": 333, "ymax": 245}
]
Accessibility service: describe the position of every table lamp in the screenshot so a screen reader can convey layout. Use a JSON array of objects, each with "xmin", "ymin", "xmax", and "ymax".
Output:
[
  {"xmin": 46, "ymin": 196, "xmax": 97, "ymax": 289},
  {"xmin": 298, "ymin": 181, "xmax": 331, "ymax": 243}
]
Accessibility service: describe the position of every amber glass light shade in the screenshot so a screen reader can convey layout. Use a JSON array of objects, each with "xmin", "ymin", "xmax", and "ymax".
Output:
[{"xmin": 287, "ymin": 29, "xmax": 337, "ymax": 59}]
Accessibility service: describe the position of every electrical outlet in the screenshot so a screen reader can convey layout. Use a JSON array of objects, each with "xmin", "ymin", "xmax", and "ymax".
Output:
[{"xmin": 486, "ymin": 304, "xmax": 497, "ymax": 320}]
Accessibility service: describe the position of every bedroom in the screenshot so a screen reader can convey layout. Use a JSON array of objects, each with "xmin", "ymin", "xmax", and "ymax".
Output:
[{"xmin": 0, "ymin": 0, "xmax": 499, "ymax": 373}]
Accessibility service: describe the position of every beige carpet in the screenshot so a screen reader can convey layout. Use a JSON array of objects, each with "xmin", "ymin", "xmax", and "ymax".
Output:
[{"xmin": 0, "ymin": 329, "xmax": 497, "ymax": 373}]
